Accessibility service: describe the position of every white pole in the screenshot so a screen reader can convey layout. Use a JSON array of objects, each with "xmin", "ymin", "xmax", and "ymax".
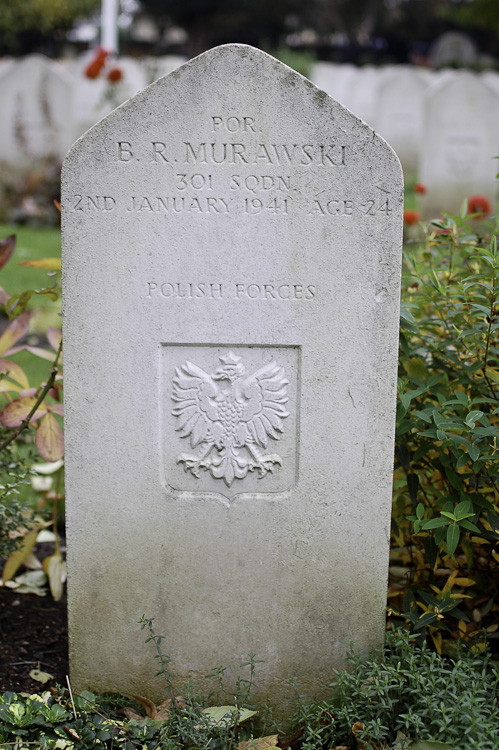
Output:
[{"xmin": 101, "ymin": 0, "xmax": 119, "ymax": 54}]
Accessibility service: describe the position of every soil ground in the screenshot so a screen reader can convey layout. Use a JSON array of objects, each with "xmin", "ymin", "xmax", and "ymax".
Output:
[{"xmin": 0, "ymin": 585, "xmax": 68, "ymax": 693}]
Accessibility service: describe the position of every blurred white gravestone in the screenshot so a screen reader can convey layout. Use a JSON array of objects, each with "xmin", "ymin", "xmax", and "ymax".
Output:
[
  {"xmin": 419, "ymin": 71, "xmax": 499, "ymax": 218},
  {"xmin": 374, "ymin": 68, "xmax": 429, "ymax": 176},
  {"xmin": 0, "ymin": 55, "xmax": 73, "ymax": 166},
  {"xmin": 62, "ymin": 45, "xmax": 403, "ymax": 709}
]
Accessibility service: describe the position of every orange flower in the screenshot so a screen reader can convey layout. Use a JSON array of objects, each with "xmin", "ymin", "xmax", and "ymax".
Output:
[
  {"xmin": 107, "ymin": 67, "xmax": 123, "ymax": 84},
  {"xmin": 404, "ymin": 209, "xmax": 421, "ymax": 226},
  {"xmin": 467, "ymin": 194, "xmax": 492, "ymax": 219},
  {"xmin": 84, "ymin": 59, "xmax": 102, "ymax": 79},
  {"xmin": 414, "ymin": 183, "xmax": 427, "ymax": 194},
  {"xmin": 84, "ymin": 47, "xmax": 109, "ymax": 79}
]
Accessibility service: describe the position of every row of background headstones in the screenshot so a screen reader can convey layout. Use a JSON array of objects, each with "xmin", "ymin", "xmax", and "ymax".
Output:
[{"xmin": 1, "ymin": 53, "xmax": 498, "ymax": 217}]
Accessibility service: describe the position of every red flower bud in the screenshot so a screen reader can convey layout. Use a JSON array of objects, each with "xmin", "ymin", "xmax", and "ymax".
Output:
[
  {"xmin": 107, "ymin": 67, "xmax": 123, "ymax": 84},
  {"xmin": 467, "ymin": 194, "xmax": 492, "ymax": 219},
  {"xmin": 403, "ymin": 209, "xmax": 421, "ymax": 226}
]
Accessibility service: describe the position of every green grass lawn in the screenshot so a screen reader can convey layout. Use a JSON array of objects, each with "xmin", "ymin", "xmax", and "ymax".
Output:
[
  {"xmin": 0, "ymin": 224, "xmax": 62, "ymax": 393},
  {"xmin": 0, "ymin": 224, "xmax": 61, "ymax": 305}
]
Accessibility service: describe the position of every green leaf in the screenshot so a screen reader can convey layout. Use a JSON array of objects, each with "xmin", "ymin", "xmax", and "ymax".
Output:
[
  {"xmin": 447, "ymin": 524, "xmax": 460, "ymax": 557},
  {"xmin": 413, "ymin": 612, "xmax": 439, "ymax": 630},
  {"xmin": 468, "ymin": 444, "xmax": 480, "ymax": 462},
  {"xmin": 422, "ymin": 517, "xmax": 449, "ymax": 530},
  {"xmin": 409, "ymin": 742, "xmax": 455, "ymax": 750},
  {"xmin": 458, "ymin": 519, "xmax": 481, "ymax": 534}
]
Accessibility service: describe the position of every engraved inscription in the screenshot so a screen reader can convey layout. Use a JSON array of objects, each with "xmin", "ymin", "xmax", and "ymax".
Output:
[
  {"xmin": 172, "ymin": 351, "xmax": 289, "ymax": 487},
  {"xmin": 147, "ymin": 282, "xmax": 316, "ymax": 300}
]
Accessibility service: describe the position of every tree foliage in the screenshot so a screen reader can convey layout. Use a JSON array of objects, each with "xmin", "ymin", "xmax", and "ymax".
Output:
[{"xmin": 0, "ymin": 0, "xmax": 99, "ymax": 54}]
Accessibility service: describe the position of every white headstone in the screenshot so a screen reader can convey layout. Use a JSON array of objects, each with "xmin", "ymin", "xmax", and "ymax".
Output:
[
  {"xmin": 310, "ymin": 62, "xmax": 359, "ymax": 110},
  {"xmin": 62, "ymin": 44, "xmax": 403, "ymax": 710},
  {"xmin": 145, "ymin": 55, "xmax": 187, "ymax": 84},
  {"xmin": 70, "ymin": 54, "xmax": 148, "ymax": 141},
  {"xmin": 0, "ymin": 55, "xmax": 73, "ymax": 166},
  {"xmin": 419, "ymin": 71, "xmax": 499, "ymax": 217},
  {"xmin": 429, "ymin": 31, "xmax": 477, "ymax": 68},
  {"xmin": 347, "ymin": 65, "xmax": 381, "ymax": 126},
  {"xmin": 373, "ymin": 68, "xmax": 429, "ymax": 175}
]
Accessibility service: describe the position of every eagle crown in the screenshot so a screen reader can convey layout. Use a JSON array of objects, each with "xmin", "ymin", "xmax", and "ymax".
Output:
[{"xmin": 212, "ymin": 352, "xmax": 245, "ymax": 382}]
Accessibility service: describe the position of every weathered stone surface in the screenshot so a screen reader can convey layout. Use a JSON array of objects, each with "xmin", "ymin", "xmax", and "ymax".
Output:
[{"xmin": 62, "ymin": 44, "xmax": 403, "ymax": 711}]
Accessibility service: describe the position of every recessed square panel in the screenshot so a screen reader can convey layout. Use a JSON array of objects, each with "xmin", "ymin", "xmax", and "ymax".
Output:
[{"xmin": 160, "ymin": 344, "xmax": 300, "ymax": 500}]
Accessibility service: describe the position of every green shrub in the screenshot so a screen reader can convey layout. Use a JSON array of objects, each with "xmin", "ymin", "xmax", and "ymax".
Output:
[
  {"xmin": 0, "ymin": 437, "xmax": 36, "ymax": 559},
  {"xmin": 291, "ymin": 629, "xmax": 499, "ymax": 750},
  {"xmin": 391, "ymin": 209, "xmax": 499, "ymax": 649}
]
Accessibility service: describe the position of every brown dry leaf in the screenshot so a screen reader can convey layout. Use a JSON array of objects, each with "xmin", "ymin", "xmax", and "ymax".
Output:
[
  {"xmin": 351, "ymin": 722, "xmax": 367, "ymax": 750},
  {"xmin": 129, "ymin": 695, "xmax": 185, "ymax": 722},
  {"xmin": 277, "ymin": 727, "xmax": 303, "ymax": 750},
  {"xmin": 42, "ymin": 551, "xmax": 67, "ymax": 601},
  {"xmin": 332, "ymin": 746, "xmax": 349, "ymax": 750},
  {"xmin": 30, "ymin": 667, "xmax": 54, "ymax": 684},
  {"xmin": 2, "ymin": 528, "xmax": 40, "ymax": 585},
  {"xmin": 132, "ymin": 695, "xmax": 157, "ymax": 719},
  {"xmin": 239, "ymin": 735, "xmax": 279, "ymax": 750},
  {"xmin": 121, "ymin": 706, "xmax": 144, "ymax": 721}
]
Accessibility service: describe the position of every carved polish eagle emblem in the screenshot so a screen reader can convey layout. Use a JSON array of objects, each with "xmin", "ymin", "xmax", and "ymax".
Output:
[{"xmin": 172, "ymin": 351, "xmax": 290, "ymax": 487}]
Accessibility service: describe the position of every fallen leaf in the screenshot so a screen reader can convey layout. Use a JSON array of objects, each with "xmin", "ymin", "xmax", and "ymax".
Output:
[
  {"xmin": 203, "ymin": 706, "xmax": 257, "ymax": 727},
  {"xmin": 2, "ymin": 528, "xmax": 41, "ymax": 585},
  {"xmin": 33, "ymin": 460, "xmax": 64, "ymax": 475},
  {"xmin": 130, "ymin": 695, "xmax": 185, "ymax": 721},
  {"xmin": 5, "ymin": 569, "xmax": 48, "ymax": 596},
  {"xmin": 132, "ymin": 695, "xmax": 158, "ymax": 719},
  {"xmin": 22, "ymin": 551, "xmax": 43, "ymax": 570},
  {"xmin": 43, "ymin": 552, "xmax": 67, "ymax": 602},
  {"xmin": 64, "ymin": 727, "xmax": 81, "ymax": 740},
  {"xmin": 121, "ymin": 706, "xmax": 144, "ymax": 721},
  {"xmin": 277, "ymin": 727, "xmax": 303, "ymax": 750},
  {"xmin": 351, "ymin": 722, "xmax": 368, "ymax": 750},
  {"xmin": 30, "ymin": 668, "xmax": 54, "ymax": 684},
  {"xmin": 239, "ymin": 734, "xmax": 279, "ymax": 750}
]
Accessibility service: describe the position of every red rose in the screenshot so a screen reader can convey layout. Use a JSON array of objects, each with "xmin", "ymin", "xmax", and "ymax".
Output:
[{"xmin": 414, "ymin": 183, "xmax": 427, "ymax": 195}]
